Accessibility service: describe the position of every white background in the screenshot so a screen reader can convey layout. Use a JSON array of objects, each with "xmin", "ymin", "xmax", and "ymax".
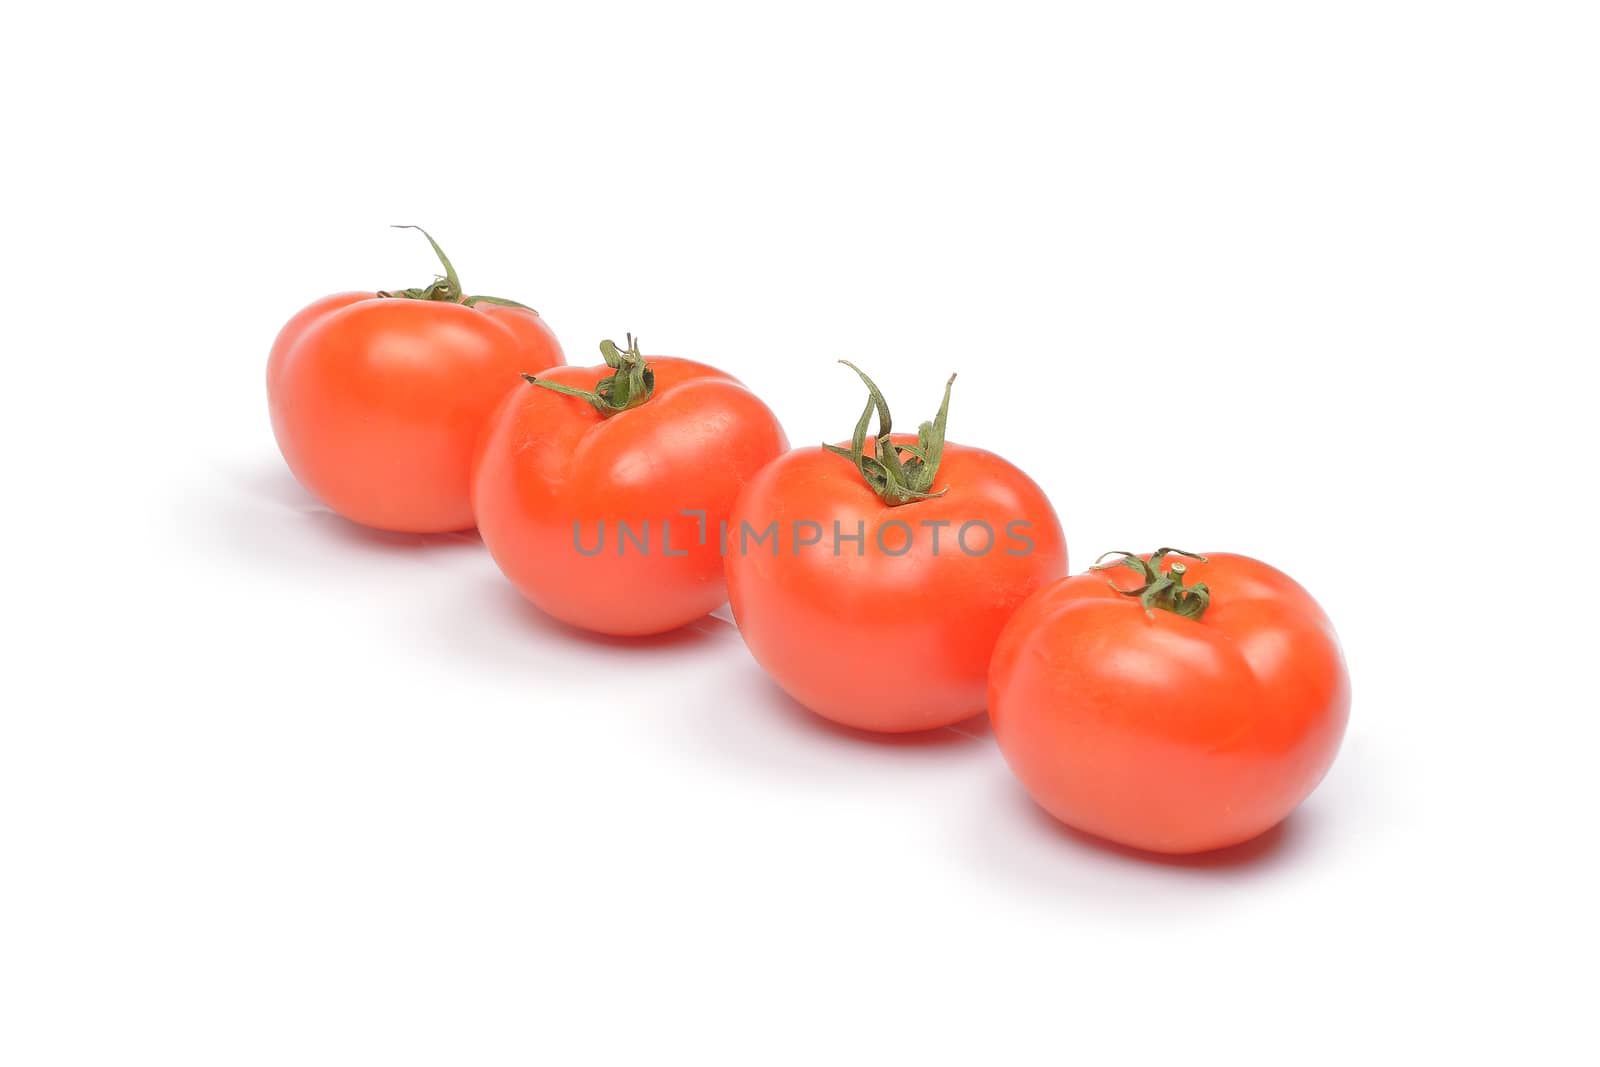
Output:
[{"xmin": 3, "ymin": 2, "xmax": 1596, "ymax": 1063}]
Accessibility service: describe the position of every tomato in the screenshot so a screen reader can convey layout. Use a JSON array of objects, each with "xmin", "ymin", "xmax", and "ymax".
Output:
[
  {"xmin": 267, "ymin": 228, "xmax": 564, "ymax": 533},
  {"xmin": 989, "ymin": 548, "xmax": 1350, "ymax": 854},
  {"xmin": 725, "ymin": 364, "xmax": 1068, "ymax": 733},
  {"xmin": 472, "ymin": 336, "xmax": 789, "ymax": 636}
]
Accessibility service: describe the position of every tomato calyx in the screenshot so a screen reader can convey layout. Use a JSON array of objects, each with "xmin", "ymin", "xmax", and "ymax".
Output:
[
  {"xmin": 823, "ymin": 361, "xmax": 956, "ymax": 507},
  {"xmin": 522, "ymin": 334, "xmax": 656, "ymax": 417},
  {"xmin": 376, "ymin": 225, "xmax": 538, "ymax": 312},
  {"xmin": 1092, "ymin": 548, "xmax": 1212, "ymax": 620}
]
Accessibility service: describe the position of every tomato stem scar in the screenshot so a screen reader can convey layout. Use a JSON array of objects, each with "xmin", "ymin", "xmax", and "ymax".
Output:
[
  {"xmin": 1091, "ymin": 548, "xmax": 1212, "ymax": 620},
  {"xmin": 823, "ymin": 362, "xmax": 956, "ymax": 506},
  {"xmin": 523, "ymin": 334, "xmax": 656, "ymax": 418},
  {"xmin": 377, "ymin": 226, "xmax": 537, "ymax": 313}
]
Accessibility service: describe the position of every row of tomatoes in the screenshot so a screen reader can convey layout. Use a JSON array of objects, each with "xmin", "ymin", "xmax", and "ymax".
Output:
[{"xmin": 266, "ymin": 231, "xmax": 1349, "ymax": 856}]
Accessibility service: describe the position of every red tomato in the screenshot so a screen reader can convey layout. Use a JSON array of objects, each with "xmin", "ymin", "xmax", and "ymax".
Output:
[
  {"xmin": 725, "ymin": 364, "xmax": 1068, "ymax": 733},
  {"xmin": 267, "ymin": 228, "xmax": 564, "ymax": 533},
  {"xmin": 989, "ymin": 548, "xmax": 1350, "ymax": 854},
  {"xmin": 473, "ymin": 337, "xmax": 789, "ymax": 636}
]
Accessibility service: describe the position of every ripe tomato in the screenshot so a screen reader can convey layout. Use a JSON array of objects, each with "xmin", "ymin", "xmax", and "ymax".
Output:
[
  {"xmin": 472, "ymin": 337, "xmax": 789, "ymax": 636},
  {"xmin": 267, "ymin": 228, "xmax": 564, "ymax": 533},
  {"xmin": 989, "ymin": 548, "xmax": 1350, "ymax": 854},
  {"xmin": 725, "ymin": 364, "xmax": 1068, "ymax": 733}
]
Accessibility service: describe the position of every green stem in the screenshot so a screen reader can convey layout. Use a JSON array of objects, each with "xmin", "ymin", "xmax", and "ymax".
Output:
[
  {"xmin": 1092, "ymin": 547, "xmax": 1212, "ymax": 619},
  {"xmin": 462, "ymin": 293, "xmax": 536, "ymax": 310},
  {"xmin": 377, "ymin": 226, "xmax": 538, "ymax": 312},
  {"xmin": 823, "ymin": 362, "xmax": 956, "ymax": 506},
  {"xmin": 524, "ymin": 334, "xmax": 654, "ymax": 417}
]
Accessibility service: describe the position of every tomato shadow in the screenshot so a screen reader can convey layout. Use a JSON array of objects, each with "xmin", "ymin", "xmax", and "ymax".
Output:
[
  {"xmin": 672, "ymin": 650, "xmax": 995, "ymax": 796},
  {"xmin": 306, "ymin": 511, "xmax": 483, "ymax": 554},
  {"xmin": 959, "ymin": 766, "xmax": 1323, "ymax": 916},
  {"xmin": 1021, "ymin": 794, "xmax": 1300, "ymax": 871},
  {"xmin": 491, "ymin": 580, "xmax": 736, "ymax": 654},
  {"xmin": 420, "ymin": 576, "xmax": 740, "ymax": 685},
  {"xmin": 758, "ymin": 680, "xmax": 992, "ymax": 750},
  {"xmin": 191, "ymin": 462, "xmax": 486, "ymax": 575}
]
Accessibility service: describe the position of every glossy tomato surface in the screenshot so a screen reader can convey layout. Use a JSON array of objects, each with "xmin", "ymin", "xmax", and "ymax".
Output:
[
  {"xmin": 989, "ymin": 552, "xmax": 1350, "ymax": 854},
  {"xmin": 268, "ymin": 295, "xmax": 564, "ymax": 533},
  {"xmin": 726, "ymin": 437, "xmax": 1067, "ymax": 733},
  {"xmin": 473, "ymin": 356, "xmax": 788, "ymax": 636}
]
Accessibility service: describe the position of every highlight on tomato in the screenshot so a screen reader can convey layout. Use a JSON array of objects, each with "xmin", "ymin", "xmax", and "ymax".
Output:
[
  {"xmin": 472, "ymin": 336, "xmax": 789, "ymax": 637},
  {"xmin": 267, "ymin": 227, "xmax": 565, "ymax": 533},
  {"xmin": 989, "ymin": 548, "xmax": 1350, "ymax": 854},
  {"xmin": 724, "ymin": 363, "xmax": 1068, "ymax": 733}
]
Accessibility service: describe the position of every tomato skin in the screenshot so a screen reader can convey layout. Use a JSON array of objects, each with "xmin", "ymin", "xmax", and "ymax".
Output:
[
  {"xmin": 267, "ymin": 295, "xmax": 564, "ymax": 533},
  {"xmin": 725, "ymin": 438, "xmax": 1068, "ymax": 732},
  {"xmin": 471, "ymin": 301, "xmax": 565, "ymax": 364},
  {"xmin": 988, "ymin": 553, "xmax": 1350, "ymax": 854},
  {"xmin": 266, "ymin": 291, "xmax": 374, "ymax": 399},
  {"xmin": 472, "ymin": 357, "xmax": 789, "ymax": 636}
]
